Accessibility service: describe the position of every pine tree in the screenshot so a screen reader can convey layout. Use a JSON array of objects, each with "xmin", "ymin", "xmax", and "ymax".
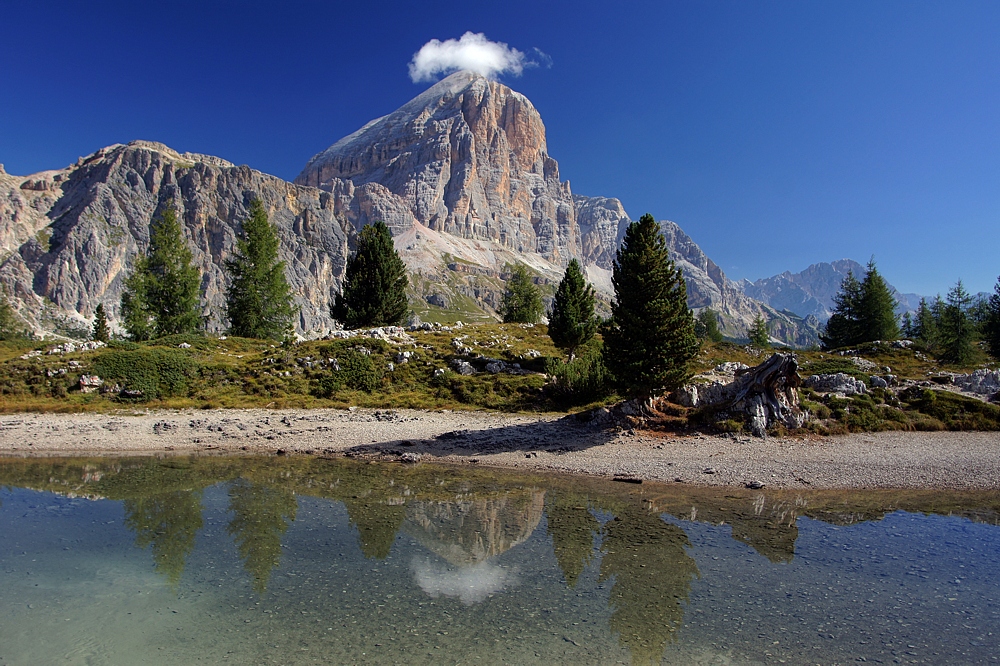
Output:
[
  {"xmin": 985, "ymin": 276, "xmax": 1000, "ymax": 360},
  {"xmin": 901, "ymin": 311, "xmax": 914, "ymax": 339},
  {"xmin": 92, "ymin": 303, "xmax": 110, "ymax": 343},
  {"xmin": 120, "ymin": 205, "xmax": 201, "ymax": 341},
  {"xmin": 695, "ymin": 308, "xmax": 724, "ymax": 343},
  {"xmin": 914, "ymin": 297, "xmax": 939, "ymax": 346},
  {"xmin": 226, "ymin": 199, "xmax": 298, "ymax": 340},
  {"xmin": 748, "ymin": 313, "xmax": 770, "ymax": 348},
  {"xmin": 499, "ymin": 263, "xmax": 543, "ymax": 324},
  {"xmin": 603, "ymin": 214, "xmax": 698, "ymax": 398},
  {"xmin": 820, "ymin": 271, "xmax": 863, "ymax": 349},
  {"xmin": 939, "ymin": 280, "xmax": 975, "ymax": 365},
  {"xmin": 330, "ymin": 221, "xmax": 408, "ymax": 329},
  {"xmin": 548, "ymin": 259, "xmax": 598, "ymax": 360},
  {"xmin": 857, "ymin": 258, "xmax": 899, "ymax": 342}
]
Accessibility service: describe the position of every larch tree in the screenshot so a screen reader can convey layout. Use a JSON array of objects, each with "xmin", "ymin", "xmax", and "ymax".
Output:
[
  {"xmin": 695, "ymin": 308, "xmax": 724, "ymax": 343},
  {"xmin": 120, "ymin": 205, "xmax": 202, "ymax": 341},
  {"xmin": 225, "ymin": 199, "xmax": 297, "ymax": 340},
  {"xmin": 857, "ymin": 258, "xmax": 899, "ymax": 342},
  {"xmin": 602, "ymin": 214, "xmax": 698, "ymax": 398},
  {"xmin": 748, "ymin": 313, "xmax": 770, "ymax": 348},
  {"xmin": 499, "ymin": 263, "xmax": 543, "ymax": 324},
  {"xmin": 92, "ymin": 303, "xmax": 110, "ymax": 343},
  {"xmin": 939, "ymin": 280, "xmax": 976, "ymax": 365},
  {"xmin": 548, "ymin": 258, "xmax": 598, "ymax": 360},
  {"xmin": 985, "ymin": 275, "xmax": 1000, "ymax": 360},
  {"xmin": 330, "ymin": 221, "xmax": 409, "ymax": 328}
]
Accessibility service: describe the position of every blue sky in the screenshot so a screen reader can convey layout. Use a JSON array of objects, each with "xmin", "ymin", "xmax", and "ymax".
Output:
[{"xmin": 2, "ymin": 0, "xmax": 997, "ymax": 296}]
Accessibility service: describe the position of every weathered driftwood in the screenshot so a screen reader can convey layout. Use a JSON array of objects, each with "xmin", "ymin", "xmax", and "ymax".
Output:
[{"xmin": 677, "ymin": 353, "xmax": 806, "ymax": 437}]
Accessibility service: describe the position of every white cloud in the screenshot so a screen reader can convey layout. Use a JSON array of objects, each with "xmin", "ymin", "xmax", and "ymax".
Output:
[
  {"xmin": 411, "ymin": 556, "xmax": 516, "ymax": 605},
  {"xmin": 408, "ymin": 32, "xmax": 529, "ymax": 83}
]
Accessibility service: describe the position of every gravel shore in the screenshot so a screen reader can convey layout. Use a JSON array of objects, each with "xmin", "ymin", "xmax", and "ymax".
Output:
[{"xmin": 1, "ymin": 408, "xmax": 997, "ymax": 489}]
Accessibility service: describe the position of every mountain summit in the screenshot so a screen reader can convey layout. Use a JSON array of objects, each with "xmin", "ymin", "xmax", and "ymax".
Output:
[
  {"xmin": 1, "ymin": 74, "xmax": 817, "ymax": 344},
  {"xmin": 297, "ymin": 71, "xmax": 581, "ymax": 263}
]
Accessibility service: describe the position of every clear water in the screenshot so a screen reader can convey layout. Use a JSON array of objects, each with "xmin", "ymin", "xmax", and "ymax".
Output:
[{"xmin": 1, "ymin": 456, "xmax": 998, "ymax": 665}]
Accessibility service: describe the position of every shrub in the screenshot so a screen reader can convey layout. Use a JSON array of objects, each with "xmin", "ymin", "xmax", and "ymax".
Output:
[
  {"xmin": 544, "ymin": 345, "xmax": 610, "ymax": 401},
  {"xmin": 93, "ymin": 348, "xmax": 197, "ymax": 401},
  {"xmin": 313, "ymin": 348, "xmax": 380, "ymax": 397}
]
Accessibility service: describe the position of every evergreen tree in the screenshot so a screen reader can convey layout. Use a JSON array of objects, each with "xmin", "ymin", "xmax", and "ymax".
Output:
[
  {"xmin": 603, "ymin": 214, "xmax": 698, "ymax": 398},
  {"xmin": 748, "ymin": 313, "xmax": 770, "ymax": 348},
  {"xmin": 226, "ymin": 199, "xmax": 298, "ymax": 339},
  {"xmin": 985, "ymin": 276, "xmax": 1000, "ymax": 360},
  {"xmin": 548, "ymin": 259, "xmax": 598, "ymax": 360},
  {"xmin": 0, "ymin": 288, "xmax": 28, "ymax": 341},
  {"xmin": 914, "ymin": 297, "xmax": 938, "ymax": 346},
  {"xmin": 820, "ymin": 271, "xmax": 863, "ymax": 349},
  {"xmin": 695, "ymin": 308, "xmax": 724, "ymax": 343},
  {"xmin": 901, "ymin": 311, "xmax": 914, "ymax": 339},
  {"xmin": 940, "ymin": 280, "xmax": 976, "ymax": 365},
  {"xmin": 92, "ymin": 303, "xmax": 110, "ymax": 343},
  {"xmin": 499, "ymin": 263, "xmax": 543, "ymax": 324},
  {"xmin": 330, "ymin": 221, "xmax": 408, "ymax": 329},
  {"xmin": 120, "ymin": 205, "xmax": 201, "ymax": 341},
  {"xmin": 857, "ymin": 258, "xmax": 899, "ymax": 342}
]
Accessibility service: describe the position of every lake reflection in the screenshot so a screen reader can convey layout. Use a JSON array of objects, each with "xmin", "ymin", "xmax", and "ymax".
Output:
[{"xmin": 1, "ymin": 456, "xmax": 998, "ymax": 665}]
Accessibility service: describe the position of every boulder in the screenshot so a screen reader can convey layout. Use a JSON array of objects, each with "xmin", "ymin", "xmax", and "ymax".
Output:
[{"xmin": 803, "ymin": 373, "xmax": 868, "ymax": 396}]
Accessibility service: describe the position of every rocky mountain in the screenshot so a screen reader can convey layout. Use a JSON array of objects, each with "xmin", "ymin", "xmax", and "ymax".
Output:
[
  {"xmin": 0, "ymin": 141, "xmax": 354, "ymax": 336},
  {"xmin": 297, "ymin": 71, "xmax": 815, "ymax": 345},
  {"xmin": 2, "ymin": 72, "xmax": 818, "ymax": 346},
  {"xmin": 741, "ymin": 259, "xmax": 925, "ymax": 322}
]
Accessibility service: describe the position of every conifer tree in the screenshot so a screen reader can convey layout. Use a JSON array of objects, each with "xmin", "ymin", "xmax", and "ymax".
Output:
[
  {"xmin": 820, "ymin": 271, "xmax": 863, "ymax": 349},
  {"xmin": 984, "ymin": 276, "xmax": 1000, "ymax": 360},
  {"xmin": 695, "ymin": 308, "xmax": 724, "ymax": 343},
  {"xmin": 331, "ymin": 221, "xmax": 408, "ymax": 329},
  {"xmin": 92, "ymin": 303, "xmax": 110, "ymax": 343},
  {"xmin": 901, "ymin": 311, "xmax": 914, "ymax": 339},
  {"xmin": 857, "ymin": 258, "xmax": 899, "ymax": 342},
  {"xmin": 499, "ymin": 263, "xmax": 543, "ymax": 324},
  {"xmin": 914, "ymin": 297, "xmax": 938, "ymax": 346},
  {"xmin": 120, "ymin": 205, "xmax": 201, "ymax": 341},
  {"xmin": 226, "ymin": 199, "xmax": 298, "ymax": 339},
  {"xmin": 603, "ymin": 214, "xmax": 698, "ymax": 398},
  {"xmin": 748, "ymin": 313, "xmax": 770, "ymax": 348},
  {"xmin": 548, "ymin": 259, "xmax": 598, "ymax": 360},
  {"xmin": 939, "ymin": 280, "xmax": 976, "ymax": 365}
]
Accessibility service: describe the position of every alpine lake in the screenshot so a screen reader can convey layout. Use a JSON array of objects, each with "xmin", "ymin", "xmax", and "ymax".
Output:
[{"xmin": 1, "ymin": 455, "xmax": 997, "ymax": 665}]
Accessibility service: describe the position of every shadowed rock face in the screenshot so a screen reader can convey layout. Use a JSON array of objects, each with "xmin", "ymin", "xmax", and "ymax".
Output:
[{"xmin": 0, "ymin": 141, "xmax": 353, "ymax": 335}]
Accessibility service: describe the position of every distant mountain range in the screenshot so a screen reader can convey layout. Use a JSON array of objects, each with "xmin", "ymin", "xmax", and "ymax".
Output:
[
  {"xmin": 1, "ymin": 71, "xmax": 899, "ymax": 347},
  {"xmin": 739, "ymin": 259, "xmax": 925, "ymax": 322}
]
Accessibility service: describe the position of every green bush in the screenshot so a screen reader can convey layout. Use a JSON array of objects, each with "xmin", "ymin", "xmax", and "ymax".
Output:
[
  {"xmin": 93, "ymin": 348, "xmax": 197, "ymax": 401},
  {"xmin": 313, "ymin": 348, "xmax": 380, "ymax": 397},
  {"xmin": 544, "ymin": 345, "xmax": 610, "ymax": 401}
]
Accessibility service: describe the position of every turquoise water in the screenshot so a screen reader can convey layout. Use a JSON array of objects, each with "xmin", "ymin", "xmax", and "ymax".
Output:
[{"xmin": 0, "ymin": 456, "xmax": 998, "ymax": 665}]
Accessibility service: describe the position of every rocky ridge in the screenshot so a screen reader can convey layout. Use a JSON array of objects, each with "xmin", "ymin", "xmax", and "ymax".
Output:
[{"xmin": 3, "ymin": 73, "xmax": 816, "ymax": 344}]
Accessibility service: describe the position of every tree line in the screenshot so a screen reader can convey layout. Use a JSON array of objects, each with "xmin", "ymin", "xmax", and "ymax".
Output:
[{"xmin": 819, "ymin": 258, "xmax": 1000, "ymax": 365}]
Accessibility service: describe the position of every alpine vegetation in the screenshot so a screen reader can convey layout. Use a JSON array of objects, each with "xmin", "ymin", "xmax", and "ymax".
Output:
[{"xmin": 331, "ymin": 221, "xmax": 409, "ymax": 329}]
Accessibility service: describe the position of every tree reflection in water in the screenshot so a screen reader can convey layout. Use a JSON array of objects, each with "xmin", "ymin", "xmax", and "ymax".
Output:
[
  {"xmin": 226, "ymin": 479, "xmax": 297, "ymax": 594},
  {"xmin": 343, "ymin": 497, "xmax": 406, "ymax": 559},
  {"xmin": 122, "ymin": 489, "xmax": 203, "ymax": 588},
  {"xmin": 598, "ymin": 505, "xmax": 699, "ymax": 666}
]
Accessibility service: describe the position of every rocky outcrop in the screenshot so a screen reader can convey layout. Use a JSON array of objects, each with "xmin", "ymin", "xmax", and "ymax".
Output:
[
  {"xmin": 803, "ymin": 373, "xmax": 868, "ymax": 396},
  {"xmin": 0, "ymin": 141, "xmax": 354, "ymax": 336}
]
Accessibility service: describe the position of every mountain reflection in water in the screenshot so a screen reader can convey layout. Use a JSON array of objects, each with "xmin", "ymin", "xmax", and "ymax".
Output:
[{"xmin": 1, "ymin": 455, "xmax": 999, "ymax": 665}]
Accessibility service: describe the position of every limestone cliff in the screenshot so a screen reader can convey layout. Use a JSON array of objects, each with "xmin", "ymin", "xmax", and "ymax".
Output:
[{"xmin": 0, "ymin": 141, "xmax": 353, "ymax": 336}]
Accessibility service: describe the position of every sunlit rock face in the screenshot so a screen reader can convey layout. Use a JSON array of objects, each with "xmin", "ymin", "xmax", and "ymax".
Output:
[
  {"xmin": 297, "ymin": 71, "xmax": 581, "ymax": 264},
  {"xmin": 402, "ymin": 490, "xmax": 546, "ymax": 566},
  {"xmin": 0, "ymin": 141, "xmax": 353, "ymax": 336}
]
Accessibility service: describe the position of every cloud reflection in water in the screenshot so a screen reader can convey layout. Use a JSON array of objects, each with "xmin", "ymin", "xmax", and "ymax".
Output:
[{"xmin": 411, "ymin": 556, "xmax": 517, "ymax": 605}]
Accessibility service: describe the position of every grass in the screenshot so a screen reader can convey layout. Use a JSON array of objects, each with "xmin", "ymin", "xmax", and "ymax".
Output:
[{"xmin": 3, "ymin": 333, "xmax": 998, "ymax": 433}]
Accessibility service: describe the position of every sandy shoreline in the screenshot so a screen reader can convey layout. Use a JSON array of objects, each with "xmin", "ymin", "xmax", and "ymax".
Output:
[{"xmin": 1, "ymin": 408, "xmax": 998, "ymax": 490}]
